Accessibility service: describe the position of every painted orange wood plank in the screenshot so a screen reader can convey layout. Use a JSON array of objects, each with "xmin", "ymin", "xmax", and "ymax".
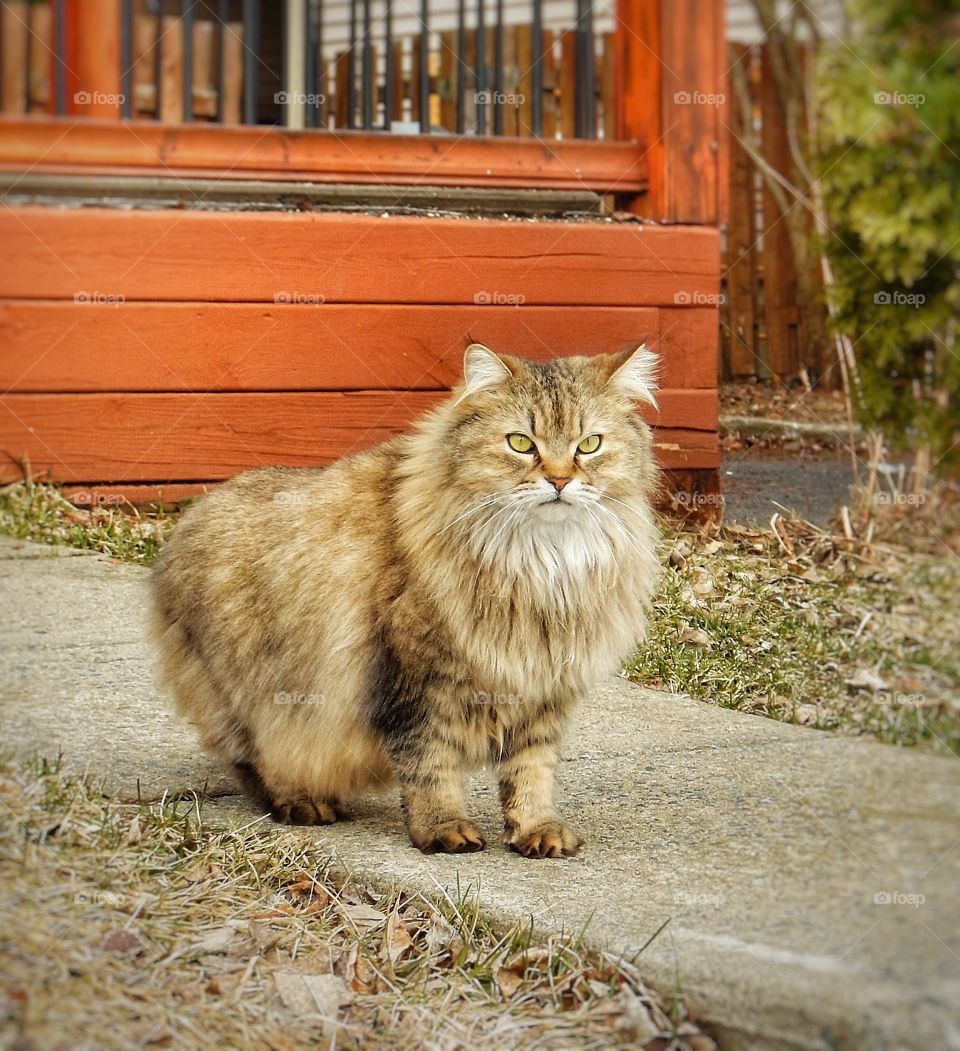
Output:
[
  {"xmin": 0, "ymin": 301, "xmax": 722, "ymax": 391},
  {"xmin": 0, "ymin": 207, "xmax": 720, "ymax": 306},
  {"xmin": 0, "ymin": 117, "xmax": 647, "ymax": 192},
  {"xmin": 657, "ymin": 307, "xmax": 720, "ymax": 388},
  {"xmin": 0, "ymin": 393, "xmax": 719, "ymax": 483}
]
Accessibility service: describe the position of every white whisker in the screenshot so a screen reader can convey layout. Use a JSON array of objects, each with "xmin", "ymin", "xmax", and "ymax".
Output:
[{"xmin": 435, "ymin": 493, "xmax": 507, "ymax": 535}]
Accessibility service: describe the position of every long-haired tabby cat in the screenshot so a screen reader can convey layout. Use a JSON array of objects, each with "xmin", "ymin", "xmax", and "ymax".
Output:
[{"xmin": 151, "ymin": 343, "xmax": 660, "ymax": 858}]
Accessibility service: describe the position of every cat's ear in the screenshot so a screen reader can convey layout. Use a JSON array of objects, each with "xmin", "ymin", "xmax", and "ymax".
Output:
[
  {"xmin": 453, "ymin": 343, "xmax": 514, "ymax": 405},
  {"xmin": 606, "ymin": 344, "xmax": 658, "ymax": 408}
]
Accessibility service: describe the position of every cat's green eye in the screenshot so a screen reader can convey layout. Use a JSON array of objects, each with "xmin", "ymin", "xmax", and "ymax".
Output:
[
  {"xmin": 577, "ymin": 434, "xmax": 602, "ymax": 454},
  {"xmin": 507, "ymin": 433, "xmax": 535, "ymax": 454}
]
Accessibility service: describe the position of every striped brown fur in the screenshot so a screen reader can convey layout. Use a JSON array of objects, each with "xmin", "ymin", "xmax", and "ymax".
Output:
[{"xmin": 150, "ymin": 344, "xmax": 661, "ymax": 857}]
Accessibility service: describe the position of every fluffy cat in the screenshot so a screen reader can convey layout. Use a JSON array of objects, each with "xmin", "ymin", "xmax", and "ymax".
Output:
[{"xmin": 150, "ymin": 343, "xmax": 661, "ymax": 858}]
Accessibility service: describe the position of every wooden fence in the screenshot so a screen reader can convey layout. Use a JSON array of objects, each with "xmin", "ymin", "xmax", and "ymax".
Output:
[{"xmin": 721, "ymin": 41, "xmax": 822, "ymax": 383}]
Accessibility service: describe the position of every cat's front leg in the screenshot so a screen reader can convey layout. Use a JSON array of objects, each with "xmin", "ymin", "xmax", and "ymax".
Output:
[
  {"xmin": 394, "ymin": 742, "xmax": 486, "ymax": 855},
  {"xmin": 496, "ymin": 728, "xmax": 583, "ymax": 859}
]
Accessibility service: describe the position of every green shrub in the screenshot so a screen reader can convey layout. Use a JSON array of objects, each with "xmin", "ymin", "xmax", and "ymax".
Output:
[{"xmin": 817, "ymin": 0, "xmax": 960, "ymax": 473}]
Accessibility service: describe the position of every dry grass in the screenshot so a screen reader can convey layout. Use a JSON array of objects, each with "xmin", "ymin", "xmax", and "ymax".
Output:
[{"xmin": 0, "ymin": 758, "xmax": 712, "ymax": 1051}]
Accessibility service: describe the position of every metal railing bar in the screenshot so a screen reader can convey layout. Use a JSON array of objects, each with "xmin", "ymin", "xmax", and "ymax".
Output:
[
  {"xmin": 531, "ymin": 0, "xmax": 542, "ymax": 136},
  {"xmin": 216, "ymin": 0, "xmax": 227, "ymax": 123},
  {"xmin": 23, "ymin": 2, "xmax": 32, "ymax": 114},
  {"xmin": 418, "ymin": 0, "xmax": 429, "ymax": 132},
  {"xmin": 362, "ymin": 0, "xmax": 372, "ymax": 128},
  {"xmin": 305, "ymin": 0, "xmax": 316, "ymax": 128},
  {"xmin": 242, "ymin": 0, "xmax": 259, "ymax": 124},
  {"xmin": 153, "ymin": 0, "xmax": 162, "ymax": 119},
  {"xmin": 53, "ymin": 0, "xmax": 66, "ymax": 115},
  {"xmin": 279, "ymin": 0, "xmax": 286, "ymax": 124},
  {"xmin": 584, "ymin": 0, "xmax": 595, "ymax": 138},
  {"xmin": 455, "ymin": 0, "xmax": 465, "ymax": 133},
  {"xmin": 317, "ymin": 0, "xmax": 325, "ymax": 126},
  {"xmin": 120, "ymin": 0, "xmax": 133, "ymax": 119},
  {"xmin": 574, "ymin": 0, "xmax": 594, "ymax": 139},
  {"xmin": 347, "ymin": 0, "xmax": 356, "ymax": 128},
  {"xmin": 181, "ymin": 0, "xmax": 195, "ymax": 123},
  {"xmin": 493, "ymin": 0, "xmax": 503, "ymax": 134},
  {"xmin": 475, "ymin": 0, "xmax": 485, "ymax": 135},
  {"xmin": 383, "ymin": 0, "xmax": 393, "ymax": 129}
]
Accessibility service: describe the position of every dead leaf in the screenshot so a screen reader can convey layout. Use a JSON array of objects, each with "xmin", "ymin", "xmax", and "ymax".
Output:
[
  {"xmin": 494, "ymin": 965, "xmax": 524, "ymax": 1001},
  {"xmin": 341, "ymin": 903, "xmax": 386, "ymax": 933},
  {"xmin": 796, "ymin": 704, "xmax": 819, "ymax": 725},
  {"xmin": 425, "ymin": 915, "xmax": 462, "ymax": 960},
  {"xmin": 187, "ymin": 923, "xmax": 244, "ymax": 956},
  {"xmin": 383, "ymin": 911, "xmax": 414, "ymax": 966},
  {"xmin": 339, "ymin": 943, "xmax": 376, "ymax": 995},
  {"xmin": 274, "ymin": 972, "xmax": 349, "ymax": 1032},
  {"xmin": 604, "ymin": 987, "xmax": 659, "ymax": 1042},
  {"xmin": 124, "ymin": 815, "xmax": 142, "ymax": 845},
  {"xmin": 692, "ymin": 570, "xmax": 714, "ymax": 596},
  {"xmin": 669, "ymin": 542, "xmax": 691, "ymax": 568},
  {"xmin": 100, "ymin": 929, "xmax": 147, "ymax": 957},
  {"xmin": 180, "ymin": 859, "xmax": 223, "ymax": 883},
  {"xmin": 679, "ymin": 626, "xmax": 711, "ymax": 648},
  {"xmin": 845, "ymin": 668, "xmax": 888, "ymax": 692},
  {"xmin": 248, "ymin": 920, "xmax": 281, "ymax": 953},
  {"xmin": 285, "ymin": 876, "xmax": 331, "ymax": 911}
]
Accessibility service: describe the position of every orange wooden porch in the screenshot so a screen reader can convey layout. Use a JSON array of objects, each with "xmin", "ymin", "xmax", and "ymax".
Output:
[{"xmin": 0, "ymin": 0, "xmax": 724, "ymax": 506}]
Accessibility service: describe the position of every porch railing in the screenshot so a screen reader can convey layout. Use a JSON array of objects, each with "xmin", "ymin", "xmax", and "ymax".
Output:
[
  {"xmin": 1, "ymin": 0, "xmax": 616, "ymax": 138},
  {"xmin": 0, "ymin": 0, "xmax": 725, "ymax": 223}
]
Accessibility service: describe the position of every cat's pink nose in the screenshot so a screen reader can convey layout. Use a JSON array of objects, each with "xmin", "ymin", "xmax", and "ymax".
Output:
[{"xmin": 547, "ymin": 476, "xmax": 572, "ymax": 492}]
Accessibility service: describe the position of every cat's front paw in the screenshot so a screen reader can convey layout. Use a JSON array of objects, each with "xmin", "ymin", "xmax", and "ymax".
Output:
[
  {"xmin": 410, "ymin": 819, "xmax": 486, "ymax": 855},
  {"xmin": 504, "ymin": 820, "xmax": 583, "ymax": 858},
  {"xmin": 270, "ymin": 798, "xmax": 340, "ymax": 825}
]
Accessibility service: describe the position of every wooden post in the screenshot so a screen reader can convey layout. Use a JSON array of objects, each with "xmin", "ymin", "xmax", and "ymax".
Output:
[
  {"xmin": 615, "ymin": 0, "xmax": 724, "ymax": 222},
  {"xmin": 760, "ymin": 41, "xmax": 801, "ymax": 378},
  {"xmin": 723, "ymin": 42, "xmax": 758, "ymax": 377},
  {"xmin": 64, "ymin": 0, "xmax": 123, "ymax": 119}
]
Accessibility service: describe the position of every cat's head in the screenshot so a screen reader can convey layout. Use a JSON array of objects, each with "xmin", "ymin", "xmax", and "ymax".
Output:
[
  {"xmin": 419, "ymin": 343, "xmax": 659, "ymax": 566},
  {"xmin": 444, "ymin": 341, "xmax": 658, "ymax": 507}
]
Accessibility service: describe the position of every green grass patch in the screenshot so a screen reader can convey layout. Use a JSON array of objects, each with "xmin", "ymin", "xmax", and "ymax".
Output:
[
  {"xmin": 629, "ymin": 515, "xmax": 960, "ymax": 755},
  {"xmin": 0, "ymin": 477, "xmax": 172, "ymax": 565}
]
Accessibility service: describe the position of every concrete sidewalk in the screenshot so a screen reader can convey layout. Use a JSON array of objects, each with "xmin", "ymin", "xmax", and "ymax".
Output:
[{"xmin": 1, "ymin": 536, "xmax": 958, "ymax": 1050}]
